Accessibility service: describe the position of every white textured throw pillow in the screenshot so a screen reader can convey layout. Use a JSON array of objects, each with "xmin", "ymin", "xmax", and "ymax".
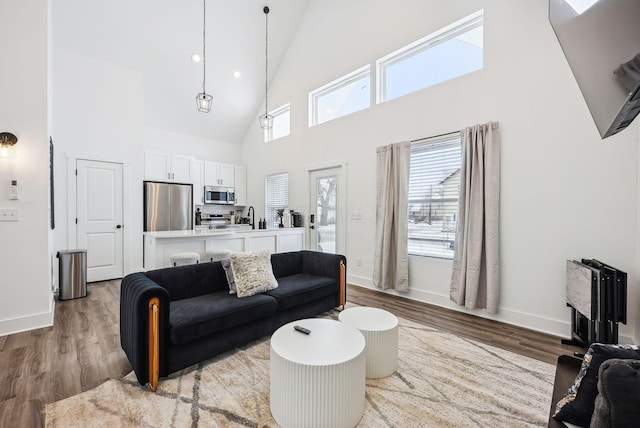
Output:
[{"xmin": 230, "ymin": 250, "xmax": 278, "ymax": 298}]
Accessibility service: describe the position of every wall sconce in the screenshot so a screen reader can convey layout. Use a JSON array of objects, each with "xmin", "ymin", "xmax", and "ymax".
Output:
[{"xmin": 0, "ymin": 132, "xmax": 18, "ymax": 159}]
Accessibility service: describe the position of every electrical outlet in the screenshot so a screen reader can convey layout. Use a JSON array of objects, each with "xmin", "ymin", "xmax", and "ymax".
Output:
[
  {"xmin": 356, "ymin": 258, "xmax": 362, "ymax": 267},
  {"xmin": 0, "ymin": 208, "xmax": 19, "ymax": 221}
]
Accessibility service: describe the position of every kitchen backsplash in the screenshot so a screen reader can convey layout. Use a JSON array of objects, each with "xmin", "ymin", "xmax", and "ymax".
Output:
[{"xmin": 196, "ymin": 205, "xmax": 244, "ymax": 217}]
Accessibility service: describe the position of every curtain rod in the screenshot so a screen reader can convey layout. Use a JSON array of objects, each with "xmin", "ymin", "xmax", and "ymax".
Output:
[{"xmin": 410, "ymin": 130, "xmax": 458, "ymax": 143}]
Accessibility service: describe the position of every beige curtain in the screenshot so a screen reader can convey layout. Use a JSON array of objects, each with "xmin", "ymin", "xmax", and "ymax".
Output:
[
  {"xmin": 373, "ymin": 141, "xmax": 410, "ymax": 292},
  {"xmin": 450, "ymin": 122, "xmax": 500, "ymax": 313}
]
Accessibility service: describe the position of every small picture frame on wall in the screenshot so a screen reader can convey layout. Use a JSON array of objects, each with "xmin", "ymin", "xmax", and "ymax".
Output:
[{"xmin": 49, "ymin": 137, "xmax": 55, "ymax": 230}]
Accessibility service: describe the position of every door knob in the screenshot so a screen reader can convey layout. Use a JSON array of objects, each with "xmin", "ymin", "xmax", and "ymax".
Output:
[
  {"xmin": 116, "ymin": 224, "xmax": 122, "ymax": 229},
  {"xmin": 310, "ymin": 225, "xmax": 315, "ymax": 229}
]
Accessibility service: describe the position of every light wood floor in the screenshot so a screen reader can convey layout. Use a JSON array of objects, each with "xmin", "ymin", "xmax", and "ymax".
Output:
[{"xmin": 0, "ymin": 280, "xmax": 584, "ymax": 427}]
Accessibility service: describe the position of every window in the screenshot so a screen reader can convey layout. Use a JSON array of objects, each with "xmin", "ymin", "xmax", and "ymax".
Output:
[
  {"xmin": 264, "ymin": 103, "xmax": 290, "ymax": 143},
  {"xmin": 309, "ymin": 65, "xmax": 371, "ymax": 127},
  {"xmin": 265, "ymin": 173, "xmax": 288, "ymax": 228},
  {"xmin": 377, "ymin": 10, "xmax": 483, "ymax": 104},
  {"xmin": 408, "ymin": 134, "xmax": 462, "ymax": 259}
]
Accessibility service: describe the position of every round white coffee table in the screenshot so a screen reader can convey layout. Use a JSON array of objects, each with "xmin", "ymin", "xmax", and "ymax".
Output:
[
  {"xmin": 270, "ymin": 318, "xmax": 366, "ymax": 428},
  {"xmin": 338, "ymin": 307, "xmax": 399, "ymax": 378}
]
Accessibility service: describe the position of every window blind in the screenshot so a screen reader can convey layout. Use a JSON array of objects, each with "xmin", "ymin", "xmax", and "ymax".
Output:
[
  {"xmin": 408, "ymin": 134, "xmax": 462, "ymax": 259},
  {"xmin": 265, "ymin": 173, "xmax": 289, "ymax": 228}
]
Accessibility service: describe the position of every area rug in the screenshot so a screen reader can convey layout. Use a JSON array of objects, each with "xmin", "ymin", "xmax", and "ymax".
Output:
[{"xmin": 45, "ymin": 311, "xmax": 555, "ymax": 427}]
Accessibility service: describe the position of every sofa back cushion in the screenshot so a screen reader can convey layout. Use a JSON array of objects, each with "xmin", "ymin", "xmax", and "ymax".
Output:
[
  {"xmin": 270, "ymin": 251, "xmax": 303, "ymax": 279},
  {"xmin": 147, "ymin": 261, "xmax": 229, "ymax": 301}
]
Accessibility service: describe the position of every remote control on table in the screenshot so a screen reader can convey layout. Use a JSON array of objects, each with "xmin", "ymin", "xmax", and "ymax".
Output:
[{"xmin": 294, "ymin": 325, "xmax": 311, "ymax": 334}]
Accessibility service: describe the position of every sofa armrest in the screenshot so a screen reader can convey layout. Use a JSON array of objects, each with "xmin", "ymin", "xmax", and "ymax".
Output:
[
  {"xmin": 548, "ymin": 354, "xmax": 583, "ymax": 428},
  {"xmin": 120, "ymin": 273, "xmax": 170, "ymax": 388},
  {"xmin": 301, "ymin": 251, "xmax": 347, "ymax": 306}
]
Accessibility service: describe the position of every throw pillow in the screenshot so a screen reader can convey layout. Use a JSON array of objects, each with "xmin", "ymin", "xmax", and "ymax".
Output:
[
  {"xmin": 590, "ymin": 359, "xmax": 640, "ymax": 428},
  {"xmin": 229, "ymin": 250, "xmax": 278, "ymax": 298},
  {"xmin": 553, "ymin": 343, "xmax": 640, "ymax": 426},
  {"xmin": 220, "ymin": 258, "xmax": 237, "ymax": 294}
]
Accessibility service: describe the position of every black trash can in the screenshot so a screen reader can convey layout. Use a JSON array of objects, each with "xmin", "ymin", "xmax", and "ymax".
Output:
[{"xmin": 57, "ymin": 249, "xmax": 87, "ymax": 300}]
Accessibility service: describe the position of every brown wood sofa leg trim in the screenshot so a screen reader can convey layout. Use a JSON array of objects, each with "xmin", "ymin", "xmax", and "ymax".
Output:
[
  {"xmin": 148, "ymin": 297, "xmax": 160, "ymax": 392},
  {"xmin": 339, "ymin": 260, "xmax": 346, "ymax": 309}
]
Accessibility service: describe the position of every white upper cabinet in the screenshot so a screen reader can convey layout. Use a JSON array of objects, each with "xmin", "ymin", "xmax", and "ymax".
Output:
[
  {"xmin": 234, "ymin": 165, "xmax": 247, "ymax": 206},
  {"xmin": 145, "ymin": 150, "xmax": 194, "ymax": 183},
  {"xmin": 219, "ymin": 163, "xmax": 235, "ymax": 187},
  {"xmin": 170, "ymin": 154, "xmax": 194, "ymax": 182},
  {"xmin": 204, "ymin": 161, "xmax": 235, "ymax": 188}
]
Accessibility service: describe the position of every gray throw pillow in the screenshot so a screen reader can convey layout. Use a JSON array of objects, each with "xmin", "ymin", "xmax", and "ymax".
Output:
[
  {"xmin": 220, "ymin": 258, "xmax": 236, "ymax": 294},
  {"xmin": 590, "ymin": 358, "xmax": 640, "ymax": 428}
]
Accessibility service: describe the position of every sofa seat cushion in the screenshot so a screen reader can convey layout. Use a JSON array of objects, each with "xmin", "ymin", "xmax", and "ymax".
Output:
[
  {"xmin": 169, "ymin": 292, "xmax": 277, "ymax": 346},
  {"xmin": 266, "ymin": 274, "xmax": 337, "ymax": 311}
]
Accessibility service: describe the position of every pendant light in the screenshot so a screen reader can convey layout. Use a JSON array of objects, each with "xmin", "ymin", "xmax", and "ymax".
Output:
[
  {"xmin": 196, "ymin": 0, "xmax": 212, "ymax": 113},
  {"xmin": 0, "ymin": 132, "xmax": 18, "ymax": 159},
  {"xmin": 258, "ymin": 6, "xmax": 274, "ymax": 129}
]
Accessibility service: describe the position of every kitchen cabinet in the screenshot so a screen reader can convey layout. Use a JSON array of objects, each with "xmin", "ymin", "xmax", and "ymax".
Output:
[
  {"xmin": 145, "ymin": 150, "xmax": 194, "ymax": 183},
  {"xmin": 191, "ymin": 159, "xmax": 205, "ymax": 205},
  {"xmin": 234, "ymin": 165, "xmax": 247, "ymax": 206},
  {"xmin": 204, "ymin": 161, "xmax": 234, "ymax": 187}
]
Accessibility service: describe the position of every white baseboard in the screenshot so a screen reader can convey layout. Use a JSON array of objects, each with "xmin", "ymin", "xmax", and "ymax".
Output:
[
  {"xmin": 0, "ymin": 294, "xmax": 55, "ymax": 337},
  {"xmin": 348, "ymin": 274, "xmax": 573, "ymax": 338},
  {"xmin": 347, "ymin": 275, "xmax": 639, "ymax": 344},
  {"xmin": 347, "ymin": 274, "xmax": 636, "ymax": 344}
]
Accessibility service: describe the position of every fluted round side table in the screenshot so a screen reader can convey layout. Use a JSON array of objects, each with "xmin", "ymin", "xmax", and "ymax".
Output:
[
  {"xmin": 270, "ymin": 318, "xmax": 366, "ymax": 428},
  {"xmin": 339, "ymin": 306, "xmax": 399, "ymax": 378}
]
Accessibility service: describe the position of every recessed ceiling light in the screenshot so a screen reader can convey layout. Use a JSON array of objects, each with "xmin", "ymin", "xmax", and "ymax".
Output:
[
  {"xmin": 191, "ymin": 52, "xmax": 201, "ymax": 63},
  {"xmin": 233, "ymin": 71, "xmax": 241, "ymax": 79}
]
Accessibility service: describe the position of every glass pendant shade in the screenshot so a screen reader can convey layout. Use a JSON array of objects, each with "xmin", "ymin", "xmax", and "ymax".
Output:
[
  {"xmin": 196, "ymin": 92, "xmax": 213, "ymax": 113},
  {"xmin": 259, "ymin": 112, "xmax": 274, "ymax": 130}
]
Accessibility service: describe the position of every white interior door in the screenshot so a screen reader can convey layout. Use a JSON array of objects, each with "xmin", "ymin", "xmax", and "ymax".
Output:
[
  {"xmin": 309, "ymin": 166, "xmax": 345, "ymax": 254},
  {"xmin": 76, "ymin": 159, "xmax": 124, "ymax": 282}
]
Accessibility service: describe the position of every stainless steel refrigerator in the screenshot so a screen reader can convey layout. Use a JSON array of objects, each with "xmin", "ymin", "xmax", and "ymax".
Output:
[{"xmin": 144, "ymin": 181, "xmax": 193, "ymax": 231}]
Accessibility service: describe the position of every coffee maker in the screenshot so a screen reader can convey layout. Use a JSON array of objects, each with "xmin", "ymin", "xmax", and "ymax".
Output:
[{"xmin": 292, "ymin": 212, "xmax": 303, "ymax": 227}]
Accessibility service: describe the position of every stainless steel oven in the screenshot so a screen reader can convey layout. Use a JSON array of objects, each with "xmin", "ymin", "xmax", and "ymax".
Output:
[{"xmin": 204, "ymin": 186, "xmax": 235, "ymax": 205}]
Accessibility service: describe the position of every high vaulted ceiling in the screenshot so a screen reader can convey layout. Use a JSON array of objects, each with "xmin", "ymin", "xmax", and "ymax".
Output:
[{"xmin": 53, "ymin": 0, "xmax": 310, "ymax": 143}]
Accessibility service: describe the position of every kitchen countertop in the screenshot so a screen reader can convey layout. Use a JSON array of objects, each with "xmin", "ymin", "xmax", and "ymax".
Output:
[
  {"xmin": 144, "ymin": 227, "xmax": 304, "ymax": 239},
  {"xmin": 144, "ymin": 229, "xmax": 236, "ymax": 238}
]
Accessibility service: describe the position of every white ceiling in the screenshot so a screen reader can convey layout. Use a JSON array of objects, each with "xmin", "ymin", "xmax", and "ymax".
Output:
[{"xmin": 53, "ymin": 0, "xmax": 310, "ymax": 143}]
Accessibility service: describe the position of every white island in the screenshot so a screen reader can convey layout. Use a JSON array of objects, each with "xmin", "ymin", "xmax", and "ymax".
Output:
[{"xmin": 143, "ymin": 227, "xmax": 305, "ymax": 269}]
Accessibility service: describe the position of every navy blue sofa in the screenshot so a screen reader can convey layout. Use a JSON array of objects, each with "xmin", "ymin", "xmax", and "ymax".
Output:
[{"xmin": 120, "ymin": 250, "xmax": 346, "ymax": 390}]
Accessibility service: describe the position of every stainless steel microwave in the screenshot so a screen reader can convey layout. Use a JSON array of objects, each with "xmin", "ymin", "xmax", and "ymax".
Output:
[{"xmin": 204, "ymin": 186, "xmax": 235, "ymax": 205}]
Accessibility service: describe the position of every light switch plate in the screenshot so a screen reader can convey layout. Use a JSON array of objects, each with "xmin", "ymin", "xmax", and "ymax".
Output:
[{"xmin": 0, "ymin": 208, "xmax": 19, "ymax": 221}]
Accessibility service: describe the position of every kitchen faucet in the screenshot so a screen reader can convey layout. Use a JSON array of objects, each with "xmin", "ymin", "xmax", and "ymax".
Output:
[{"xmin": 248, "ymin": 206, "xmax": 255, "ymax": 230}]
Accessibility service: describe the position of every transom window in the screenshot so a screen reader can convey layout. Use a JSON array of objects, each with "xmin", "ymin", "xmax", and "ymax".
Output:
[
  {"xmin": 408, "ymin": 134, "xmax": 462, "ymax": 259},
  {"xmin": 377, "ymin": 10, "xmax": 484, "ymax": 104},
  {"xmin": 309, "ymin": 65, "xmax": 371, "ymax": 127},
  {"xmin": 264, "ymin": 103, "xmax": 291, "ymax": 143}
]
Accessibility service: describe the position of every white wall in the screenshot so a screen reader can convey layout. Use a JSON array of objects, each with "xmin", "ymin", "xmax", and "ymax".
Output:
[
  {"xmin": 241, "ymin": 0, "xmax": 639, "ymax": 340},
  {"xmin": 0, "ymin": 0, "xmax": 53, "ymax": 335},
  {"xmin": 52, "ymin": 46, "xmax": 242, "ymax": 275}
]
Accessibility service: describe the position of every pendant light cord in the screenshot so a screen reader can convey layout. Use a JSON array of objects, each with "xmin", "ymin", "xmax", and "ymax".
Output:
[
  {"xmin": 264, "ymin": 6, "xmax": 269, "ymax": 115},
  {"xmin": 202, "ymin": 0, "xmax": 207, "ymax": 94}
]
